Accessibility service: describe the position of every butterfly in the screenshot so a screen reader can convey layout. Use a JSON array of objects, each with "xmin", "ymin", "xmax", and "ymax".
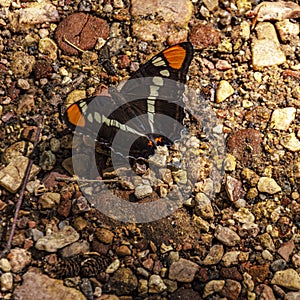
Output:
[{"xmin": 65, "ymin": 42, "xmax": 194, "ymax": 166}]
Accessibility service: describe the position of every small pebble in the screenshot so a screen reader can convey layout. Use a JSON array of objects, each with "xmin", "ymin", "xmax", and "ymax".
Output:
[
  {"xmin": 0, "ymin": 259, "xmax": 11, "ymax": 272},
  {"xmin": 134, "ymin": 185, "xmax": 153, "ymax": 199},
  {"xmin": 214, "ymin": 225, "xmax": 241, "ymax": 247},
  {"xmin": 7, "ymin": 248, "xmax": 31, "ymax": 273},
  {"xmin": 1, "ymin": 273, "xmax": 13, "ymax": 292},
  {"xmin": 148, "ymin": 275, "xmax": 167, "ymax": 293},
  {"xmin": 270, "ymin": 107, "xmax": 296, "ymax": 131},
  {"xmin": 257, "ymin": 177, "xmax": 281, "ymax": 194},
  {"xmin": 216, "ymin": 80, "xmax": 234, "ymax": 103},
  {"xmin": 280, "ymin": 133, "xmax": 300, "ymax": 152}
]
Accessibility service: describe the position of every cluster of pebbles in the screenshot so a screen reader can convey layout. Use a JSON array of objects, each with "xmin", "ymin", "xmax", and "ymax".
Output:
[{"xmin": 0, "ymin": 0, "xmax": 300, "ymax": 299}]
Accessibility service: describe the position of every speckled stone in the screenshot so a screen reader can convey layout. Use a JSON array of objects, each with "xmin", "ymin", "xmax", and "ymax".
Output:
[
  {"xmin": 35, "ymin": 225, "xmax": 80, "ymax": 252},
  {"xmin": 110, "ymin": 267, "xmax": 138, "ymax": 295},
  {"xmin": 257, "ymin": 177, "xmax": 281, "ymax": 194},
  {"xmin": 203, "ymin": 280, "xmax": 225, "ymax": 298},
  {"xmin": 214, "ymin": 225, "xmax": 240, "ymax": 247},
  {"xmin": 131, "ymin": 0, "xmax": 193, "ymax": 42},
  {"xmin": 271, "ymin": 269, "xmax": 300, "ymax": 290},
  {"xmin": 18, "ymin": 1, "xmax": 59, "ymax": 25},
  {"xmin": 276, "ymin": 19, "xmax": 300, "ymax": 42},
  {"xmin": 281, "ymin": 133, "xmax": 300, "ymax": 152},
  {"xmin": 0, "ymin": 156, "xmax": 40, "ymax": 193},
  {"xmin": 148, "ymin": 274, "xmax": 167, "ymax": 293},
  {"xmin": 13, "ymin": 269, "xmax": 86, "ymax": 300},
  {"xmin": 169, "ymin": 258, "xmax": 199, "ymax": 282},
  {"xmin": 7, "ymin": 248, "xmax": 31, "ymax": 273},
  {"xmin": 203, "ymin": 244, "xmax": 224, "ymax": 265}
]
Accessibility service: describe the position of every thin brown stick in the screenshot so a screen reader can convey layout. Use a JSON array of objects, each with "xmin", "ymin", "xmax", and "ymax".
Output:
[{"xmin": 0, "ymin": 117, "xmax": 43, "ymax": 257}]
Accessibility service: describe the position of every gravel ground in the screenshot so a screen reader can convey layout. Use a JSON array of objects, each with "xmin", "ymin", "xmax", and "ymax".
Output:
[{"xmin": 0, "ymin": 0, "xmax": 300, "ymax": 299}]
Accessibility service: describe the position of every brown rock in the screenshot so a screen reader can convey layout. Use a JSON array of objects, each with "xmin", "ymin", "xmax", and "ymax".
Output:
[
  {"xmin": 248, "ymin": 264, "xmax": 270, "ymax": 284},
  {"xmin": 110, "ymin": 268, "xmax": 138, "ymax": 295},
  {"xmin": 190, "ymin": 24, "xmax": 220, "ymax": 50},
  {"xmin": 57, "ymin": 198, "xmax": 72, "ymax": 218},
  {"xmin": 55, "ymin": 13, "xmax": 109, "ymax": 55},
  {"xmin": 22, "ymin": 126, "xmax": 41, "ymax": 143},
  {"xmin": 226, "ymin": 129, "xmax": 262, "ymax": 165},
  {"xmin": 33, "ymin": 60, "xmax": 53, "ymax": 79},
  {"xmin": 171, "ymin": 287, "xmax": 202, "ymax": 300},
  {"xmin": 116, "ymin": 245, "xmax": 131, "ymax": 256},
  {"xmin": 95, "ymin": 228, "xmax": 114, "ymax": 244},
  {"xmin": 220, "ymin": 267, "xmax": 243, "ymax": 281},
  {"xmin": 220, "ymin": 279, "xmax": 241, "ymax": 300},
  {"xmin": 255, "ymin": 284, "xmax": 276, "ymax": 300}
]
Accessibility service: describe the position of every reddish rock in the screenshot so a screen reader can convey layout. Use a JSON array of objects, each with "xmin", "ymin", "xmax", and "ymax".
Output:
[
  {"xmin": 216, "ymin": 59, "xmax": 232, "ymax": 70},
  {"xmin": 55, "ymin": 13, "xmax": 109, "ymax": 55},
  {"xmin": 220, "ymin": 267, "xmax": 243, "ymax": 281},
  {"xmin": 282, "ymin": 70, "xmax": 300, "ymax": 79},
  {"xmin": 226, "ymin": 129, "xmax": 262, "ymax": 164},
  {"xmin": 142, "ymin": 257, "xmax": 154, "ymax": 271},
  {"xmin": 117, "ymin": 54, "xmax": 131, "ymax": 68},
  {"xmin": 278, "ymin": 240, "xmax": 295, "ymax": 261},
  {"xmin": 7, "ymin": 83, "xmax": 20, "ymax": 100},
  {"xmin": 247, "ymin": 264, "xmax": 270, "ymax": 284},
  {"xmin": 57, "ymin": 198, "xmax": 72, "ymax": 218},
  {"xmin": 91, "ymin": 239, "xmax": 111, "ymax": 255},
  {"xmin": 190, "ymin": 24, "xmax": 220, "ymax": 49}
]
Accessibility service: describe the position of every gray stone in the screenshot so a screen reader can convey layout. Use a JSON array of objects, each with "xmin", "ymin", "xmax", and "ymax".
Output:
[
  {"xmin": 134, "ymin": 184, "xmax": 153, "ymax": 199},
  {"xmin": 194, "ymin": 193, "xmax": 214, "ymax": 219}
]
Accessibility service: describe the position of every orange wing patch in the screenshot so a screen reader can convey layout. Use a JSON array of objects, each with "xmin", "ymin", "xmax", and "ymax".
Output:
[
  {"xmin": 66, "ymin": 104, "xmax": 85, "ymax": 127},
  {"xmin": 162, "ymin": 45, "xmax": 186, "ymax": 70}
]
